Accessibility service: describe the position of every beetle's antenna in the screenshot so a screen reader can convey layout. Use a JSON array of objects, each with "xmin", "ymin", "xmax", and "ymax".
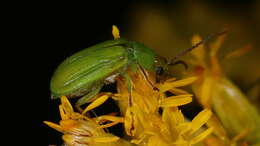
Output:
[
  {"xmin": 171, "ymin": 60, "xmax": 188, "ymax": 69},
  {"xmin": 168, "ymin": 29, "xmax": 228, "ymax": 65}
]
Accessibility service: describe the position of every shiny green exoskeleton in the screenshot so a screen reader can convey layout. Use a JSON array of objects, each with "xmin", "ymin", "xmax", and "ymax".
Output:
[{"xmin": 50, "ymin": 38, "xmax": 166, "ymax": 107}]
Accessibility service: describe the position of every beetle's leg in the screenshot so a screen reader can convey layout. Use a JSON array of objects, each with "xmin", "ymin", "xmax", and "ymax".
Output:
[
  {"xmin": 122, "ymin": 73, "xmax": 134, "ymax": 106},
  {"xmin": 76, "ymin": 85, "xmax": 103, "ymax": 109},
  {"xmin": 138, "ymin": 65, "xmax": 159, "ymax": 91}
]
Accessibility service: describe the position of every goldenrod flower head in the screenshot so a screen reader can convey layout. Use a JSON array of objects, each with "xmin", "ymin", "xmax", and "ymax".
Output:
[
  {"xmin": 114, "ymin": 67, "xmax": 212, "ymax": 146},
  {"xmin": 44, "ymin": 96, "xmax": 120, "ymax": 146},
  {"xmin": 45, "ymin": 68, "xmax": 213, "ymax": 146}
]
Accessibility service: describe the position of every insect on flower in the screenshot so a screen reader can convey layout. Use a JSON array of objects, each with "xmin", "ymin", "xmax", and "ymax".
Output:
[
  {"xmin": 49, "ymin": 25, "xmax": 212, "ymax": 109},
  {"xmin": 47, "ymin": 26, "xmax": 228, "ymax": 146}
]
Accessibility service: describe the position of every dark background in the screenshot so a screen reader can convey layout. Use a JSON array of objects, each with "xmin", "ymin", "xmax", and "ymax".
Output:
[{"xmin": 8, "ymin": 0, "xmax": 259, "ymax": 145}]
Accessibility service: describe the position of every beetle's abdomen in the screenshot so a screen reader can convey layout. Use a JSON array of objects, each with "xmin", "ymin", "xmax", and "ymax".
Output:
[{"xmin": 50, "ymin": 45, "xmax": 128, "ymax": 98}]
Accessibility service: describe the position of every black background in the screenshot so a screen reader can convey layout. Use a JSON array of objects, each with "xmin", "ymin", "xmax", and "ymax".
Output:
[
  {"xmin": 6, "ymin": 0, "xmax": 257, "ymax": 145},
  {"xmin": 13, "ymin": 1, "xmax": 133, "ymax": 145}
]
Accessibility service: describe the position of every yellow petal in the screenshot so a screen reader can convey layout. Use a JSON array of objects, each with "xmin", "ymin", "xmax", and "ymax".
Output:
[
  {"xmin": 209, "ymin": 33, "xmax": 226, "ymax": 57},
  {"xmin": 206, "ymin": 114, "xmax": 228, "ymax": 140},
  {"xmin": 169, "ymin": 88, "xmax": 190, "ymax": 95},
  {"xmin": 111, "ymin": 93, "xmax": 121, "ymax": 100},
  {"xmin": 82, "ymin": 95, "xmax": 109, "ymax": 114},
  {"xmin": 147, "ymin": 136, "xmax": 167, "ymax": 146},
  {"xmin": 158, "ymin": 82, "xmax": 172, "ymax": 93},
  {"xmin": 165, "ymin": 78, "xmax": 176, "ymax": 82},
  {"xmin": 171, "ymin": 77, "xmax": 198, "ymax": 87},
  {"xmin": 60, "ymin": 120, "xmax": 79, "ymax": 131},
  {"xmin": 191, "ymin": 128, "xmax": 213, "ymax": 144},
  {"xmin": 96, "ymin": 115, "xmax": 124, "ymax": 123},
  {"xmin": 61, "ymin": 96, "xmax": 74, "ymax": 116},
  {"xmin": 131, "ymin": 133, "xmax": 146, "ymax": 144},
  {"xmin": 208, "ymin": 33, "xmax": 226, "ymax": 76},
  {"xmin": 171, "ymin": 138, "xmax": 189, "ymax": 145},
  {"xmin": 200, "ymin": 77, "xmax": 213, "ymax": 107},
  {"xmin": 189, "ymin": 109, "xmax": 212, "ymax": 135},
  {"xmin": 93, "ymin": 136, "xmax": 120, "ymax": 143},
  {"xmin": 159, "ymin": 77, "xmax": 197, "ymax": 92},
  {"xmin": 162, "ymin": 107, "xmax": 185, "ymax": 126},
  {"xmin": 174, "ymin": 109, "xmax": 185, "ymax": 124},
  {"xmin": 62, "ymin": 134, "xmax": 84, "ymax": 145},
  {"xmin": 43, "ymin": 121, "xmax": 63, "ymax": 133},
  {"xmin": 178, "ymin": 122, "xmax": 191, "ymax": 135},
  {"xmin": 224, "ymin": 44, "xmax": 253, "ymax": 59},
  {"xmin": 112, "ymin": 25, "xmax": 120, "ymax": 39},
  {"xmin": 59, "ymin": 105, "xmax": 69, "ymax": 120},
  {"xmin": 98, "ymin": 121, "xmax": 121, "ymax": 129},
  {"xmin": 160, "ymin": 95, "xmax": 192, "ymax": 107},
  {"xmin": 71, "ymin": 112, "xmax": 91, "ymax": 121}
]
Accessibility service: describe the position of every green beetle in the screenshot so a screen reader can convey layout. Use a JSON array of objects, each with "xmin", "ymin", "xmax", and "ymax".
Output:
[
  {"xmin": 50, "ymin": 38, "xmax": 168, "ymax": 107},
  {"xmin": 50, "ymin": 28, "xmax": 226, "ymax": 107}
]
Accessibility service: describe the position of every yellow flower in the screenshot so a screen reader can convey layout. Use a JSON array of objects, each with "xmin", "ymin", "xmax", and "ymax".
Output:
[
  {"xmin": 44, "ymin": 96, "xmax": 133, "ymax": 146},
  {"xmin": 80, "ymin": 67, "xmax": 213, "ymax": 146},
  {"xmin": 115, "ymin": 67, "xmax": 212, "ymax": 146},
  {"xmin": 189, "ymin": 33, "xmax": 260, "ymax": 145}
]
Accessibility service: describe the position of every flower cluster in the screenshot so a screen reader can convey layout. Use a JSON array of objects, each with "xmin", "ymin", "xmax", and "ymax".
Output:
[
  {"xmin": 44, "ymin": 96, "xmax": 128, "ymax": 146},
  {"xmin": 115, "ymin": 68, "xmax": 213, "ymax": 146},
  {"xmin": 188, "ymin": 33, "xmax": 260, "ymax": 145},
  {"xmin": 45, "ymin": 67, "xmax": 213, "ymax": 146}
]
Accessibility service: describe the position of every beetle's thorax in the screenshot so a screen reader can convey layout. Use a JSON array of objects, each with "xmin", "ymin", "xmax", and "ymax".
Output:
[{"xmin": 126, "ymin": 41, "xmax": 156, "ymax": 71}]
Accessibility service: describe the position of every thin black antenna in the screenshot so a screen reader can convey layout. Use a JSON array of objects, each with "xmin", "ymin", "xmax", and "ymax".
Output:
[{"xmin": 168, "ymin": 29, "xmax": 228, "ymax": 65}]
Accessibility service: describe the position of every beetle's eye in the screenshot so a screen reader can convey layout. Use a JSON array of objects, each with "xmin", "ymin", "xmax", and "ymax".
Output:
[{"xmin": 155, "ymin": 66, "xmax": 164, "ymax": 76}]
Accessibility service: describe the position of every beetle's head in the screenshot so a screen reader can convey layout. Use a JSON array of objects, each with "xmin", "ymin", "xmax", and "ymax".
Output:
[{"xmin": 154, "ymin": 55, "xmax": 170, "ymax": 82}]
